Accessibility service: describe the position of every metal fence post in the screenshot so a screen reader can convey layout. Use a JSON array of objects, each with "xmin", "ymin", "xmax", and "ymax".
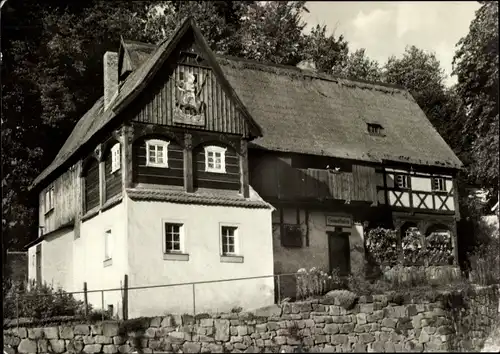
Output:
[
  {"xmin": 123, "ymin": 274, "xmax": 128, "ymax": 320},
  {"xmin": 101, "ymin": 290, "xmax": 104, "ymax": 321},
  {"xmin": 16, "ymin": 292, "xmax": 19, "ymax": 329},
  {"xmin": 83, "ymin": 282, "xmax": 88, "ymax": 317},
  {"xmin": 192, "ymin": 283, "xmax": 196, "ymax": 316},
  {"xmin": 277, "ymin": 274, "xmax": 281, "ymax": 304}
]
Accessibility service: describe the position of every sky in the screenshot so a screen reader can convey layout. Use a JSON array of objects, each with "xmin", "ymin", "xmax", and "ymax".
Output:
[{"xmin": 301, "ymin": 1, "xmax": 481, "ymax": 86}]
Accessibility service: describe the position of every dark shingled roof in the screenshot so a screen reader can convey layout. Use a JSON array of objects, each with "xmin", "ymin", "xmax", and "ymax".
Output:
[{"xmin": 31, "ymin": 18, "xmax": 462, "ymax": 190}]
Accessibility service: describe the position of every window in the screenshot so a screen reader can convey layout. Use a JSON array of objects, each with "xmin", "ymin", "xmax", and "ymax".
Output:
[
  {"xmin": 432, "ymin": 177, "xmax": 446, "ymax": 192},
  {"xmin": 111, "ymin": 143, "xmax": 121, "ymax": 173},
  {"xmin": 395, "ymin": 174, "xmax": 410, "ymax": 189},
  {"xmin": 146, "ymin": 139, "xmax": 169, "ymax": 168},
  {"xmin": 221, "ymin": 226, "xmax": 238, "ymax": 255},
  {"xmin": 367, "ymin": 123, "xmax": 384, "ymax": 136},
  {"xmin": 45, "ymin": 186, "xmax": 54, "ymax": 214},
  {"xmin": 104, "ymin": 229, "xmax": 112, "ymax": 262},
  {"xmin": 281, "ymin": 224, "xmax": 303, "ymax": 248},
  {"xmin": 204, "ymin": 146, "xmax": 226, "ymax": 173},
  {"xmin": 164, "ymin": 223, "xmax": 183, "ymax": 253}
]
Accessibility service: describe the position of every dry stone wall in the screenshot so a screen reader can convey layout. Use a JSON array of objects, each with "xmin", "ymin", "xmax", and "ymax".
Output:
[{"xmin": 4, "ymin": 286, "xmax": 498, "ymax": 353}]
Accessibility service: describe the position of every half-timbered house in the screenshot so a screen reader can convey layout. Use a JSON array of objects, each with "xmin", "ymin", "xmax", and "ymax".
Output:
[{"xmin": 26, "ymin": 18, "xmax": 463, "ymax": 318}]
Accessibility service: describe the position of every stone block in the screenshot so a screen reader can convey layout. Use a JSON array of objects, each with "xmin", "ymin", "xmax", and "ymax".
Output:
[
  {"xmin": 230, "ymin": 335, "xmax": 243, "ymax": 343},
  {"xmin": 13, "ymin": 328, "xmax": 28, "ymax": 339},
  {"xmin": 74, "ymin": 325, "xmax": 90, "ymax": 336},
  {"xmin": 314, "ymin": 335, "xmax": 327, "ymax": 344},
  {"xmin": 340, "ymin": 323, "xmax": 355, "ymax": 333},
  {"xmin": 38, "ymin": 339, "xmax": 49, "ymax": 353},
  {"xmin": 419, "ymin": 329, "xmax": 430, "ymax": 344},
  {"xmin": 91, "ymin": 324, "xmax": 103, "ymax": 335},
  {"xmin": 84, "ymin": 344, "xmax": 103, "ymax": 353},
  {"xmin": 360, "ymin": 333, "xmax": 375, "ymax": 343},
  {"xmin": 359, "ymin": 303, "xmax": 374, "ymax": 313},
  {"xmin": 354, "ymin": 343, "xmax": 367, "ymax": 352},
  {"xmin": 103, "ymin": 344, "xmax": 118, "ymax": 353},
  {"xmin": 214, "ymin": 319, "xmax": 230, "ymax": 341},
  {"xmin": 305, "ymin": 319, "xmax": 315, "ymax": 327},
  {"xmin": 95, "ymin": 335, "xmax": 113, "ymax": 344},
  {"xmin": 200, "ymin": 318, "xmax": 214, "ymax": 327},
  {"xmin": 356, "ymin": 313, "xmax": 367, "ymax": 325},
  {"xmin": 275, "ymin": 336, "xmax": 287, "ymax": 345},
  {"xmin": 324, "ymin": 323, "xmax": 339, "ymax": 334},
  {"xmin": 18, "ymin": 339, "xmax": 37, "ymax": 353},
  {"xmin": 28, "ymin": 327, "xmax": 44, "ymax": 339},
  {"xmin": 381, "ymin": 318, "xmax": 397, "ymax": 329},
  {"xmin": 59, "ymin": 326, "xmax": 75, "ymax": 339},
  {"xmin": 237, "ymin": 325, "xmax": 248, "ymax": 336},
  {"xmin": 44, "ymin": 327, "xmax": 59, "ymax": 339},
  {"xmin": 49, "ymin": 339, "xmax": 66, "ymax": 353},
  {"xmin": 102, "ymin": 322, "xmax": 120, "ymax": 337},
  {"xmin": 330, "ymin": 334, "xmax": 348, "ymax": 345}
]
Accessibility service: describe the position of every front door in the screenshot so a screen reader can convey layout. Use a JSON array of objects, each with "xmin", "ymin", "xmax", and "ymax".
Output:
[
  {"xmin": 35, "ymin": 245, "xmax": 42, "ymax": 286},
  {"xmin": 327, "ymin": 231, "xmax": 351, "ymax": 276}
]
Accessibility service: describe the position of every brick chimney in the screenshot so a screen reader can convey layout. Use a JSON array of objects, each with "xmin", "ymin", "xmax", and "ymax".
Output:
[{"xmin": 103, "ymin": 51, "xmax": 119, "ymax": 110}]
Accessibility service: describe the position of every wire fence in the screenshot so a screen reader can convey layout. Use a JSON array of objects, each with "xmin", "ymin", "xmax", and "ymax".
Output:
[{"xmin": 8, "ymin": 272, "xmax": 310, "ymax": 323}]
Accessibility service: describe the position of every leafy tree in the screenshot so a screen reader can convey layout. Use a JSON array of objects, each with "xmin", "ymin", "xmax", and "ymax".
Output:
[
  {"xmin": 453, "ymin": 1, "xmax": 499, "ymax": 202},
  {"xmin": 332, "ymin": 48, "xmax": 382, "ymax": 81}
]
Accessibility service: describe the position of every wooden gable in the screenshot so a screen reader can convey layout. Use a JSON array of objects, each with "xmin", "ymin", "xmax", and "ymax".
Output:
[{"xmin": 125, "ymin": 28, "xmax": 253, "ymax": 137}]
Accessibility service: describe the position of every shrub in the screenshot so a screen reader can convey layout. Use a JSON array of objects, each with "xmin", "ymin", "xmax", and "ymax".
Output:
[
  {"xmin": 295, "ymin": 267, "xmax": 342, "ymax": 300},
  {"xmin": 469, "ymin": 237, "xmax": 500, "ymax": 285},
  {"xmin": 3, "ymin": 280, "xmax": 88, "ymax": 320},
  {"xmin": 325, "ymin": 289, "xmax": 358, "ymax": 309},
  {"xmin": 365, "ymin": 227, "xmax": 399, "ymax": 266}
]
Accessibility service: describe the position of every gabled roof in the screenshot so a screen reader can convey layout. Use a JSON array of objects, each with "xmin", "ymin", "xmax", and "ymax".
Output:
[
  {"xmin": 30, "ymin": 17, "xmax": 261, "ymax": 191},
  {"xmin": 31, "ymin": 17, "xmax": 463, "ymax": 191}
]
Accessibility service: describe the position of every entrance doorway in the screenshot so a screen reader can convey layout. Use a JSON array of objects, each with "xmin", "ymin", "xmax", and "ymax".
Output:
[{"xmin": 327, "ymin": 231, "xmax": 351, "ymax": 276}]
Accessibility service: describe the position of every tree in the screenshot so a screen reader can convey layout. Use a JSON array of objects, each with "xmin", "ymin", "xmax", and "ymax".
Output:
[
  {"xmin": 452, "ymin": 1, "xmax": 499, "ymax": 202},
  {"xmin": 332, "ymin": 48, "xmax": 382, "ymax": 81}
]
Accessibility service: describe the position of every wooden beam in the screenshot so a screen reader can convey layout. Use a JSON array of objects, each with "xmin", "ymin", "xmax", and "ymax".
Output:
[
  {"xmin": 99, "ymin": 151, "xmax": 106, "ymax": 208},
  {"xmin": 240, "ymin": 139, "xmax": 249, "ymax": 198},
  {"xmin": 121, "ymin": 125, "xmax": 134, "ymax": 189},
  {"xmin": 184, "ymin": 133, "xmax": 194, "ymax": 193}
]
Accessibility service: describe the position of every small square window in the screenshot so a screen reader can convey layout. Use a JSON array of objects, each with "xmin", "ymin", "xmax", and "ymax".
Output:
[
  {"xmin": 221, "ymin": 226, "xmax": 238, "ymax": 255},
  {"xmin": 165, "ymin": 223, "xmax": 183, "ymax": 253},
  {"xmin": 146, "ymin": 139, "xmax": 169, "ymax": 168},
  {"xmin": 432, "ymin": 177, "xmax": 446, "ymax": 192},
  {"xmin": 205, "ymin": 146, "xmax": 227, "ymax": 173},
  {"xmin": 395, "ymin": 174, "xmax": 410, "ymax": 189},
  {"xmin": 367, "ymin": 123, "xmax": 384, "ymax": 136},
  {"xmin": 111, "ymin": 143, "xmax": 121, "ymax": 173},
  {"xmin": 45, "ymin": 186, "xmax": 55, "ymax": 214}
]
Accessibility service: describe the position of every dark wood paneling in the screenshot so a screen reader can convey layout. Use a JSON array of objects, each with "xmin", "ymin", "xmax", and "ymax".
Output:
[
  {"xmin": 104, "ymin": 150, "xmax": 122, "ymax": 201},
  {"xmin": 132, "ymin": 62, "xmax": 248, "ymax": 136},
  {"xmin": 84, "ymin": 160, "xmax": 100, "ymax": 212},
  {"xmin": 193, "ymin": 145, "xmax": 240, "ymax": 191},
  {"xmin": 249, "ymin": 153, "xmax": 376, "ymax": 203},
  {"xmin": 133, "ymin": 140, "xmax": 185, "ymax": 187}
]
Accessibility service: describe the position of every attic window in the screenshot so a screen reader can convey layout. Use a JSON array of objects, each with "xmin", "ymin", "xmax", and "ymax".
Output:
[{"xmin": 367, "ymin": 123, "xmax": 384, "ymax": 136}]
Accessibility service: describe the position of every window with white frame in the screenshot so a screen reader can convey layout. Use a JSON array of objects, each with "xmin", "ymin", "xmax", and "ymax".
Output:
[
  {"xmin": 45, "ymin": 186, "xmax": 54, "ymax": 214},
  {"xmin": 164, "ymin": 223, "xmax": 183, "ymax": 253},
  {"xmin": 104, "ymin": 229, "xmax": 112, "ymax": 261},
  {"xmin": 204, "ymin": 145, "xmax": 226, "ymax": 173},
  {"xmin": 221, "ymin": 226, "xmax": 238, "ymax": 255},
  {"xmin": 395, "ymin": 174, "xmax": 410, "ymax": 189},
  {"xmin": 146, "ymin": 139, "xmax": 169, "ymax": 168},
  {"xmin": 432, "ymin": 177, "xmax": 446, "ymax": 192},
  {"xmin": 111, "ymin": 143, "xmax": 121, "ymax": 173}
]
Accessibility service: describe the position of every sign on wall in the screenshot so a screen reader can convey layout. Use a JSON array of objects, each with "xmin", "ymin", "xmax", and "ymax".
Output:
[{"xmin": 325, "ymin": 214, "xmax": 352, "ymax": 227}]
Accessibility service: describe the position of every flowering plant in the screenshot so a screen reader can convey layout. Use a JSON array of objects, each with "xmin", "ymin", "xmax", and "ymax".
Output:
[
  {"xmin": 364, "ymin": 227, "xmax": 399, "ymax": 266},
  {"xmin": 426, "ymin": 231, "xmax": 453, "ymax": 265},
  {"xmin": 402, "ymin": 227, "xmax": 425, "ymax": 265},
  {"xmin": 295, "ymin": 267, "xmax": 341, "ymax": 299}
]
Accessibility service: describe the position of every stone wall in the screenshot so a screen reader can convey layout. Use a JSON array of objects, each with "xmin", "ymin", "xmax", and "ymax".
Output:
[{"xmin": 4, "ymin": 286, "xmax": 498, "ymax": 353}]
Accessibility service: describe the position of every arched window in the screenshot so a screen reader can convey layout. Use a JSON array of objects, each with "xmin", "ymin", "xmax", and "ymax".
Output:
[
  {"xmin": 401, "ymin": 222, "xmax": 424, "ymax": 265},
  {"xmin": 82, "ymin": 158, "xmax": 100, "ymax": 213},
  {"xmin": 426, "ymin": 224, "xmax": 453, "ymax": 265}
]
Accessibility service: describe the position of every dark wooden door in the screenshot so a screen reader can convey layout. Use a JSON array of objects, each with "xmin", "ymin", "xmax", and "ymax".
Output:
[
  {"xmin": 327, "ymin": 232, "xmax": 351, "ymax": 276},
  {"xmin": 36, "ymin": 245, "xmax": 42, "ymax": 286}
]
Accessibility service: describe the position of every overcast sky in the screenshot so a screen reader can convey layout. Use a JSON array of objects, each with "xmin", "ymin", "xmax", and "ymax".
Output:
[{"xmin": 301, "ymin": 1, "xmax": 481, "ymax": 86}]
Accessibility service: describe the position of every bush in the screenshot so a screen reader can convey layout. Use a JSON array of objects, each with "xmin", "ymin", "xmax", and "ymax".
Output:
[
  {"xmin": 3, "ymin": 280, "xmax": 88, "ymax": 320},
  {"xmin": 469, "ymin": 238, "xmax": 500, "ymax": 285},
  {"xmin": 365, "ymin": 227, "xmax": 399, "ymax": 267},
  {"xmin": 295, "ymin": 267, "xmax": 342, "ymax": 300},
  {"xmin": 325, "ymin": 289, "xmax": 358, "ymax": 309}
]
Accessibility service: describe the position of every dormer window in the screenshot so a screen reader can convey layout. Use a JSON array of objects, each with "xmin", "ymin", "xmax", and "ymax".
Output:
[
  {"xmin": 204, "ymin": 146, "xmax": 226, "ymax": 173},
  {"xmin": 110, "ymin": 143, "xmax": 121, "ymax": 173},
  {"xmin": 367, "ymin": 123, "xmax": 384, "ymax": 136},
  {"xmin": 146, "ymin": 139, "xmax": 169, "ymax": 168}
]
